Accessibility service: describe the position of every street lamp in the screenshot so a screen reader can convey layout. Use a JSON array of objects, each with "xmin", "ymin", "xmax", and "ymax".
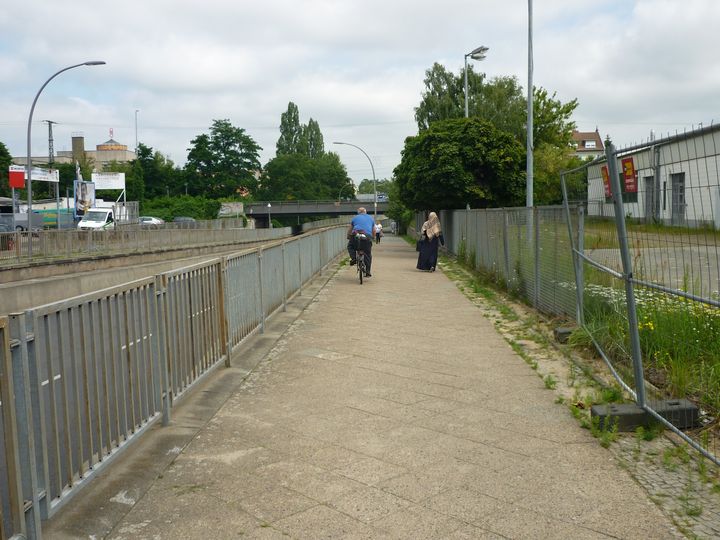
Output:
[
  {"xmin": 526, "ymin": 0, "xmax": 534, "ymax": 208},
  {"xmin": 26, "ymin": 61, "xmax": 105, "ymax": 255},
  {"xmin": 267, "ymin": 203, "xmax": 272, "ymax": 228},
  {"xmin": 337, "ymin": 183, "xmax": 353, "ymax": 202},
  {"xmin": 332, "ymin": 142, "xmax": 376, "ymax": 220},
  {"xmin": 464, "ymin": 45, "xmax": 488, "ymax": 118}
]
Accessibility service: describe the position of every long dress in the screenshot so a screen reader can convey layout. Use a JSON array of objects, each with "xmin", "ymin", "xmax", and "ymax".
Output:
[{"xmin": 416, "ymin": 234, "xmax": 443, "ymax": 270}]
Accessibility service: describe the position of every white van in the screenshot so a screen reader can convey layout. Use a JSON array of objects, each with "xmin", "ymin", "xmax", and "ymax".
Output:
[{"xmin": 78, "ymin": 209, "xmax": 115, "ymax": 230}]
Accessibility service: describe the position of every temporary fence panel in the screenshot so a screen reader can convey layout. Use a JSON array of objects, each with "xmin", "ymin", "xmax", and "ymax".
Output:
[{"xmin": 563, "ymin": 125, "xmax": 720, "ymax": 464}]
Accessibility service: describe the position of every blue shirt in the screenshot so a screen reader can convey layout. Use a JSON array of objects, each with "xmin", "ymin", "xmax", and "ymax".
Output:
[{"xmin": 351, "ymin": 213, "xmax": 375, "ymax": 236}]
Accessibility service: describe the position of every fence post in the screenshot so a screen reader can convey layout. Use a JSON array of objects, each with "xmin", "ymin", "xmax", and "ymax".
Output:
[
  {"xmin": 153, "ymin": 275, "xmax": 172, "ymax": 426},
  {"xmin": 281, "ymin": 242, "xmax": 287, "ymax": 312},
  {"xmin": 503, "ymin": 210, "xmax": 511, "ymax": 290},
  {"xmin": 258, "ymin": 250, "xmax": 265, "ymax": 334},
  {"xmin": 216, "ymin": 259, "xmax": 230, "ymax": 368},
  {"xmin": 561, "ymin": 173, "xmax": 585, "ymax": 326},
  {"xmin": 298, "ymin": 241, "xmax": 303, "ymax": 296},
  {"xmin": 8, "ymin": 313, "xmax": 42, "ymax": 539},
  {"xmin": 533, "ymin": 206, "xmax": 540, "ymax": 309},
  {"xmin": 577, "ymin": 205, "xmax": 585, "ymax": 325},
  {"xmin": 606, "ymin": 141, "xmax": 646, "ymax": 407}
]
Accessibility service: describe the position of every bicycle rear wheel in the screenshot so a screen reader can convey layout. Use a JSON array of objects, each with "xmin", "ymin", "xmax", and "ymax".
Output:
[{"xmin": 357, "ymin": 251, "xmax": 364, "ymax": 284}]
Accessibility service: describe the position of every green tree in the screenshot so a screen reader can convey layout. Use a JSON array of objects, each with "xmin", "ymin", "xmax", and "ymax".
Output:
[
  {"xmin": 136, "ymin": 143, "xmax": 182, "ymax": 198},
  {"xmin": 185, "ymin": 119, "xmax": 262, "ymax": 198},
  {"xmin": 298, "ymin": 118, "xmax": 325, "ymax": 158},
  {"xmin": 414, "ymin": 63, "xmax": 578, "ymax": 149},
  {"xmin": 394, "ymin": 118, "xmax": 525, "ymax": 210},
  {"xmin": 276, "ymin": 102, "xmax": 302, "ymax": 156},
  {"xmin": 0, "ymin": 141, "xmax": 12, "ymax": 197},
  {"xmin": 357, "ymin": 178, "xmax": 393, "ymax": 195},
  {"xmin": 259, "ymin": 152, "xmax": 349, "ymax": 201}
]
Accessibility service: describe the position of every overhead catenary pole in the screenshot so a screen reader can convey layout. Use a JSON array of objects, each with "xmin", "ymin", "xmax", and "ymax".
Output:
[{"xmin": 26, "ymin": 61, "xmax": 106, "ymax": 255}]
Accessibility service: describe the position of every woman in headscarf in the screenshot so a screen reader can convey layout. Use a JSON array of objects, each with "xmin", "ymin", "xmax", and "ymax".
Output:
[{"xmin": 416, "ymin": 211, "xmax": 444, "ymax": 271}]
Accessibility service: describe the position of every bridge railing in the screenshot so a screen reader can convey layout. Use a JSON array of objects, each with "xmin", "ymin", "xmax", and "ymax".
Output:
[
  {"xmin": 0, "ymin": 225, "xmax": 291, "ymax": 267},
  {"xmin": 0, "ymin": 225, "xmax": 347, "ymax": 539}
]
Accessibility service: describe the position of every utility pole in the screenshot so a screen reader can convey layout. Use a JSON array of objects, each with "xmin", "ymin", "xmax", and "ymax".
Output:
[
  {"xmin": 43, "ymin": 120, "xmax": 58, "ymax": 163},
  {"xmin": 43, "ymin": 120, "xmax": 60, "ymax": 227}
]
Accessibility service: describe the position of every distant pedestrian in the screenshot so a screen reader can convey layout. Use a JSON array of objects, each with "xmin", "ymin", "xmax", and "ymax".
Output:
[
  {"xmin": 375, "ymin": 222, "xmax": 383, "ymax": 244},
  {"xmin": 416, "ymin": 212, "xmax": 444, "ymax": 272}
]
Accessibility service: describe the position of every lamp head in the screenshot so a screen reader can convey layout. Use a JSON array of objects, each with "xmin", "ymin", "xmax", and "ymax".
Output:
[
  {"xmin": 468, "ymin": 46, "xmax": 488, "ymax": 60},
  {"xmin": 84, "ymin": 61, "xmax": 106, "ymax": 66}
]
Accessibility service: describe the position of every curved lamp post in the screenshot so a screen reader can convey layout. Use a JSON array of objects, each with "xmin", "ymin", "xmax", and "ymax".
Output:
[
  {"xmin": 332, "ymin": 141, "xmax": 376, "ymax": 220},
  {"xmin": 464, "ymin": 46, "xmax": 488, "ymax": 118},
  {"xmin": 26, "ymin": 61, "xmax": 105, "ymax": 255},
  {"xmin": 337, "ymin": 183, "xmax": 353, "ymax": 202}
]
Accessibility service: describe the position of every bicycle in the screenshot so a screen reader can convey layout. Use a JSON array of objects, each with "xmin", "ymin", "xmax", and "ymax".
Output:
[{"xmin": 353, "ymin": 232, "xmax": 371, "ymax": 284}]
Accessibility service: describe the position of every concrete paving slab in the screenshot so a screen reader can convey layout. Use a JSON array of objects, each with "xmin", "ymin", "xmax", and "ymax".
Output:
[{"xmin": 43, "ymin": 235, "xmax": 683, "ymax": 539}]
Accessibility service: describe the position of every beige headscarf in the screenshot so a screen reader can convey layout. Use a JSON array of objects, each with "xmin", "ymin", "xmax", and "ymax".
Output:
[{"xmin": 422, "ymin": 212, "xmax": 442, "ymax": 240}]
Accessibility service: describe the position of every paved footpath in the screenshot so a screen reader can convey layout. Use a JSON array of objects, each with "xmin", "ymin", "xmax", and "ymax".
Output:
[{"xmin": 47, "ymin": 235, "xmax": 681, "ymax": 539}]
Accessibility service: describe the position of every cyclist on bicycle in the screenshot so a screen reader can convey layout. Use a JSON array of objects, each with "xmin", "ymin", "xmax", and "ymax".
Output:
[{"xmin": 347, "ymin": 207, "xmax": 376, "ymax": 277}]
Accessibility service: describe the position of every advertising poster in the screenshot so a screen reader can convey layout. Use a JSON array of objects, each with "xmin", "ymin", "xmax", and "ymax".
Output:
[
  {"xmin": 601, "ymin": 165, "xmax": 611, "ymax": 198},
  {"xmin": 621, "ymin": 157, "xmax": 638, "ymax": 193},
  {"xmin": 74, "ymin": 181, "xmax": 96, "ymax": 217}
]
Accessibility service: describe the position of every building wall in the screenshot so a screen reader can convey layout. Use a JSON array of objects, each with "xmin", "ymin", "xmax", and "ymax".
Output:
[{"xmin": 587, "ymin": 130, "xmax": 720, "ymax": 228}]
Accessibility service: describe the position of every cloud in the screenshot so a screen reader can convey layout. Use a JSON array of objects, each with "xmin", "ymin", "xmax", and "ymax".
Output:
[{"xmin": 1, "ymin": 0, "xmax": 718, "ymax": 181}]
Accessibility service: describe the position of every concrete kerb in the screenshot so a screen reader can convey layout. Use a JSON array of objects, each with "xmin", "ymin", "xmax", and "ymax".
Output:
[{"xmin": 41, "ymin": 254, "xmax": 346, "ymax": 539}]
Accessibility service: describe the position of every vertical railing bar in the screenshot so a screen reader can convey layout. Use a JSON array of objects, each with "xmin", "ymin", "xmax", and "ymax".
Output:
[
  {"xmin": 9, "ymin": 313, "xmax": 42, "ymax": 538},
  {"xmin": 78, "ymin": 303, "xmax": 95, "ymax": 472},
  {"xmin": 1, "ymin": 316, "xmax": 25, "ymax": 537},
  {"xmin": 121, "ymin": 291, "xmax": 137, "ymax": 433},
  {"xmin": 26, "ymin": 313, "xmax": 50, "ymax": 520}
]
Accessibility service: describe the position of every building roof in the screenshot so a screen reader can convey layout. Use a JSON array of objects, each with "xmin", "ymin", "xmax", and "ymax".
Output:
[{"xmin": 572, "ymin": 129, "xmax": 604, "ymax": 153}]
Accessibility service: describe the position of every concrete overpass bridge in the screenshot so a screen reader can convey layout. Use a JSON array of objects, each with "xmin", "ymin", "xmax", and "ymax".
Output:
[{"xmin": 246, "ymin": 199, "xmax": 389, "ymax": 225}]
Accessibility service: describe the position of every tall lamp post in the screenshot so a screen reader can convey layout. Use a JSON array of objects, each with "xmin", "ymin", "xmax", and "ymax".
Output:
[
  {"xmin": 26, "ymin": 61, "xmax": 105, "ymax": 256},
  {"xmin": 134, "ymin": 109, "xmax": 140, "ymax": 153},
  {"xmin": 332, "ymin": 142, "xmax": 377, "ymax": 220},
  {"xmin": 464, "ymin": 46, "xmax": 488, "ymax": 118},
  {"xmin": 527, "ymin": 0, "xmax": 534, "ymax": 208}
]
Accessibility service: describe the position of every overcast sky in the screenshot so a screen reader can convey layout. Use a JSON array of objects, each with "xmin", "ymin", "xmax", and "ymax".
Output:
[{"xmin": 1, "ymin": 0, "xmax": 718, "ymax": 185}]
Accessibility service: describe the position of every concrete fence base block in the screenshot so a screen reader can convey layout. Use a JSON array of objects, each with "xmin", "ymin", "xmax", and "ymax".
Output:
[
  {"xmin": 553, "ymin": 326, "xmax": 574, "ymax": 343},
  {"xmin": 591, "ymin": 399, "xmax": 700, "ymax": 432}
]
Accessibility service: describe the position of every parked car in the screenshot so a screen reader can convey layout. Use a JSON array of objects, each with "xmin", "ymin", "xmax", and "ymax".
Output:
[
  {"xmin": 77, "ymin": 209, "xmax": 115, "ymax": 230},
  {"xmin": 139, "ymin": 216, "xmax": 165, "ymax": 227},
  {"xmin": 173, "ymin": 216, "xmax": 196, "ymax": 224}
]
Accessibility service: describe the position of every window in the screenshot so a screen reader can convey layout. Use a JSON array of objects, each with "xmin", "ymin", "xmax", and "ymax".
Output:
[{"xmin": 584, "ymin": 140, "xmax": 596, "ymax": 149}]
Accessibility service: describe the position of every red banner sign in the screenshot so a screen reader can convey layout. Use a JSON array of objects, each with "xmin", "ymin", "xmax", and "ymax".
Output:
[
  {"xmin": 621, "ymin": 157, "xmax": 637, "ymax": 193},
  {"xmin": 601, "ymin": 165, "xmax": 611, "ymax": 197},
  {"xmin": 8, "ymin": 165, "xmax": 25, "ymax": 189}
]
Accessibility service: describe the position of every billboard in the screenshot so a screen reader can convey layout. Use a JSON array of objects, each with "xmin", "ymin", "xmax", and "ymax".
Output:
[
  {"xmin": 74, "ymin": 181, "xmax": 96, "ymax": 217},
  {"xmin": 91, "ymin": 172, "xmax": 126, "ymax": 190},
  {"xmin": 8, "ymin": 165, "xmax": 59, "ymax": 187}
]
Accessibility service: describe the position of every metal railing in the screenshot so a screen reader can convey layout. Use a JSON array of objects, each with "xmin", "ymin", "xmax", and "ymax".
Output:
[
  {"xmin": 0, "ymin": 223, "xmax": 290, "ymax": 266},
  {"xmin": 0, "ymin": 225, "xmax": 347, "ymax": 539}
]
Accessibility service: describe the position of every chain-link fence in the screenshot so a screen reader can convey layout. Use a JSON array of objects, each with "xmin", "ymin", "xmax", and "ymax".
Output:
[
  {"xmin": 562, "ymin": 124, "xmax": 720, "ymax": 464},
  {"xmin": 422, "ymin": 206, "xmax": 579, "ymax": 321}
]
